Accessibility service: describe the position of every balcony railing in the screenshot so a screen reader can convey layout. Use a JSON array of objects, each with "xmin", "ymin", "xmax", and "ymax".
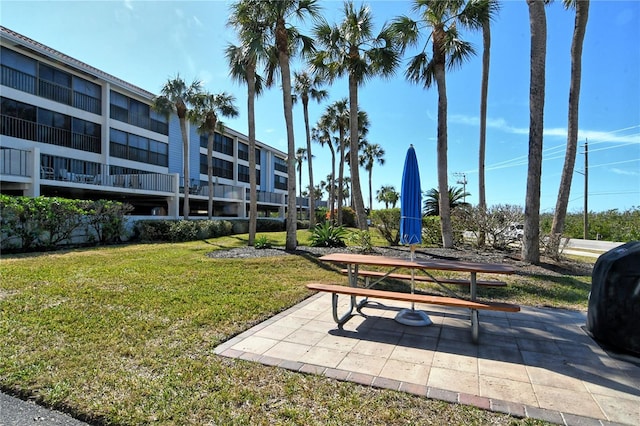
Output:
[
  {"xmin": 1, "ymin": 115, "xmax": 100, "ymax": 153},
  {"xmin": 0, "ymin": 147, "xmax": 30, "ymax": 177}
]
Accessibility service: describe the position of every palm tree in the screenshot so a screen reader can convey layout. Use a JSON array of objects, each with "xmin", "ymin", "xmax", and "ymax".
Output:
[
  {"xmin": 376, "ymin": 185, "xmax": 399, "ymax": 209},
  {"xmin": 391, "ymin": 0, "xmax": 491, "ymax": 248},
  {"xmin": 189, "ymin": 92, "xmax": 239, "ymax": 219},
  {"xmin": 359, "ymin": 142, "xmax": 385, "ymax": 212},
  {"xmin": 550, "ymin": 0, "xmax": 590, "ymax": 255},
  {"xmin": 311, "ymin": 122, "xmax": 336, "ymax": 221},
  {"xmin": 293, "ymin": 70, "xmax": 328, "ymax": 228},
  {"xmin": 312, "ymin": 1, "xmax": 400, "ymax": 230},
  {"xmin": 259, "ymin": 0, "xmax": 321, "ymax": 251},
  {"xmin": 152, "ymin": 75, "xmax": 202, "ymax": 219},
  {"xmin": 322, "ymin": 99, "xmax": 349, "ymax": 225},
  {"xmin": 423, "ymin": 186, "xmax": 471, "ymax": 216},
  {"xmin": 478, "ymin": 0, "xmax": 500, "ymax": 247},
  {"xmin": 295, "ymin": 147, "xmax": 308, "ymax": 219},
  {"xmin": 227, "ymin": 1, "xmax": 268, "ymax": 245},
  {"xmin": 523, "ymin": 0, "xmax": 547, "ymax": 263}
]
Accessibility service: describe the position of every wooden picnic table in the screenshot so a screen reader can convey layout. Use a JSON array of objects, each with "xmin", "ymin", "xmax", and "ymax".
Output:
[{"xmin": 309, "ymin": 253, "xmax": 519, "ymax": 343}]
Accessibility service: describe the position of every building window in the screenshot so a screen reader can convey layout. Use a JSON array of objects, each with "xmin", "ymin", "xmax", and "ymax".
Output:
[
  {"xmin": 274, "ymin": 156, "xmax": 287, "ymax": 173},
  {"xmin": 110, "ymin": 90, "xmax": 168, "ymax": 135},
  {"xmin": 109, "ymin": 128, "xmax": 167, "ymax": 166},
  {"xmin": 238, "ymin": 164, "xmax": 261, "ymax": 185},
  {"xmin": 213, "ymin": 158, "xmax": 233, "ymax": 179},
  {"xmin": 274, "ymin": 174, "xmax": 287, "ymax": 190},
  {"xmin": 72, "ymin": 77, "xmax": 101, "ymax": 114},
  {"xmin": 1, "ymin": 97, "xmax": 37, "ymax": 141},
  {"xmin": 238, "ymin": 141, "xmax": 248, "ymax": 160},
  {"xmin": 1, "ymin": 47, "xmax": 37, "ymax": 94},
  {"xmin": 71, "ymin": 117, "xmax": 101, "ymax": 152},
  {"xmin": 38, "ymin": 63, "xmax": 72, "ymax": 105},
  {"xmin": 214, "ymin": 132, "xmax": 233, "ymax": 156}
]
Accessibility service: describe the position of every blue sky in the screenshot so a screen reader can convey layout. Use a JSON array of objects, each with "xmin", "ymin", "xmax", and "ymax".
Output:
[{"xmin": 2, "ymin": 0, "xmax": 639, "ymax": 213}]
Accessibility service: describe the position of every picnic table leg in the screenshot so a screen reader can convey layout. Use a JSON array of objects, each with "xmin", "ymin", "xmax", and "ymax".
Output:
[
  {"xmin": 331, "ymin": 293, "xmax": 355, "ymax": 328},
  {"xmin": 471, "ymin": 309, "xmax": 479, "ymax": 343}
]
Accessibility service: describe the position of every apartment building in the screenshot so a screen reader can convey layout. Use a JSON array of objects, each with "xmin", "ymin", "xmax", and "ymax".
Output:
[{"xmin": 0, "ymin": 26, "xmax": 317, "ymax": 219}]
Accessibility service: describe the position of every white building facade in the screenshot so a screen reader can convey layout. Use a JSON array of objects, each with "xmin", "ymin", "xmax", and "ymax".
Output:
[{"xmin": 0, "ymin": 26, "xmax": 318, "ymax": 219}]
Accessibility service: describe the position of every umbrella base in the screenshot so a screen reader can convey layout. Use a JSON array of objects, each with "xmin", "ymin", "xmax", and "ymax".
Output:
[{"xmin": 395, "ymin": 308, "xmax": 432, "ymax": 327}]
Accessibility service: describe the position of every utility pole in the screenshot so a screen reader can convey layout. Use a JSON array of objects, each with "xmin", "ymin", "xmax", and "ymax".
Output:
[
  {"xmin": 454, "ymin": 172, "xmax": 468, "ymax": 203},
  {"xmin": 583, "ymin": 139, "xmax": 588, "ymax": 240}
]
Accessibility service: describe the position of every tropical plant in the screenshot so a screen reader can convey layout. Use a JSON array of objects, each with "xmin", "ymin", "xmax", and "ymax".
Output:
[
  {"xmin": 293, "ymin": 70, "xmax": 328, "ymax": 228},
  {"xmin": 523, "ymin": 0, "xmax": 548, "ymax": 263},
  {"xmin": 550, "ymin": 0, "xmax": 590, "ymax": 256},
  {"xmin": 423, "ymin": 186, "xmax": 471, "ymax": 217},
  {"xmin": 477, "ymin": 0, "xmax": 500, "ymax": 247},
  {"xmin": 189, "ymin": 92, "xmax": 239, "ymax": 219},
  {"xmin": 295, "ymin": 147, "xmax": 308, "ymax": 219},
  {"xmin": 347, "ymin": 229, "xmax": 373, "ymax": 253},
  {"xmin": 254, "ymin": 235, "xmax": 272, "ymax": 249},
  {"xmin": 312, "ymin": 121, "xmax": 337, "ymax": 221},
  {"xmin": 376, "ymin": 185, "xmax": 399, "ymax": 209},
  {"xmin": 227, "ymin": 1, "xmax": 269, "ymax": 246},
  {"xmin": 391, "ymin": 0, "xmax": 491, "ymax": 248},
  {"xmin": 152, "ymin": 75, "xmax": 201, "ymax": 220},
  {"xmin": 309, "ymin": 221, "xmax": 347, "ymax": 247},
  {"xmin": 359, "ymin": 142, "xmax": 385, "ymax": 212},
  {"xmin": 258, "ymin": 0, "xmax": 321, "ymax": 251},
  {"xmin": 370, "ymin": 208, "xmax": 401, "ymax": 245},
  {"xmin": 312, "ymin": 1, "xmax": 400, "ymax": 230}
]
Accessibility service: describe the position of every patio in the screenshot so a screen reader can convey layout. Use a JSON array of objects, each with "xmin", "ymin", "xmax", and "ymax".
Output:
[{"xmin": 215, "ymin": 293, "xmax": 640, "ymax": 425}]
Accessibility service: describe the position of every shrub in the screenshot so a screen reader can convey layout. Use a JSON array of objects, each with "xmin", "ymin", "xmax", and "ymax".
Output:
[
  {"xmin": 297, "ymin": 220, "xmax": 310, "ymax": 230},
  {"xmin": 421, "ymin": 216, "xmax": 442, "ymax": 246},
  {"xmin": 256, "ymin": 218, "xmax": 285, "ymax": 232},
  {"xmin": 347, "ymin": 229, "xmax": 373, "ymax": 253},
  {"xmin": 254, "ymin": 235, "xmax": 272, "ymax": 249},
  {"xmin": 82, "ymin": 200, "xmax": 133, "ymax": 244},
  {"xmin": 169, "ymin": 220, "xmax": 199, "ymax": 242},
  {"xmin": 310, "ymin": 221, "xmax": 347, "ymax": 247},
  {"xmin": 370, "ymin": 208, "xmax": 400, "ymax": 246}
]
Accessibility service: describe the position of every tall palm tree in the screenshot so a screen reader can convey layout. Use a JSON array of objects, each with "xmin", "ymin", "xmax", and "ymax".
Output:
[
  {"xmin": 189, "ymin": 92, "xmax": 239, "ymax": 219},
  {"xmin": 478, "ymin": 0, "xmax": 500, "ymax": 247},
  {"xmin": 293, "ymin": 70, "xmax": 328, "ymax": 228},
  {"xmin": 376, "ymin": 185, "xmax": 399, "ymax": 209},
  {"xmin": 391, "ymin": 0, "xmax": 491, "ymax": 248},
  {"xmin": 312, "ymin": 1, "xmax": 400, "ymax": 230},
  {"xmin": 423, "ymin": 186, "xmax": 471, "ymax": 216},
  {"xmin": 550, "ymin": 0, "xmax": 590, "ymax": 255},
  {"xmin": 227, "ymin": 0, "xmax": 268, "ymax": 245},
  {"xmin": 523, "ymin": 0, "xmax": 547, "ymax": 263},
  {"xmin": 152, "ymin": 75, "xmax": 202, "ymax": 219},
  {"xmin": 259, "ymin": 0, "xmax": 321, "ymax": 250},
  {"xmin": 295, "ymin": 147, "xmax": 308, "ymax": 219},
  {"xmin": 311, "ymin": 122, "xmax": 336, "ymax": 221},
  {"xmin": 322, "ymin": 99, "xmax": 349, "ymax": 225},
  {"xmin": 359, "ymin": 142, "xmax": 385, "ymax": 212}
]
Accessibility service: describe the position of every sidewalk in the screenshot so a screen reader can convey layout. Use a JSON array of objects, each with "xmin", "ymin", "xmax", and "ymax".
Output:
[{"xmin": 215, "ymin": 293, "xmax": 640, "ymax": 425}]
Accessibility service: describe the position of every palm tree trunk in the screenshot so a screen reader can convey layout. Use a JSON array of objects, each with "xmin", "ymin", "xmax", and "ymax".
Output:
[
  {"xmin": 550, "ymin": 0, "xmax": 589, "ymax": 255},
  {"xmin": 179, "ymin": 116, "xmax": 190, "ymax": 220},
  {"xmin": 478, "ymin": 20, "xmax": 491, "ymax": 248},
  {"xmin": 207, "ymin": 133, "xmax": 214, "ymax": 219},
  {"xmin": 368, "ymin": 168, "xmax": 373, "ymax": 213},
  {"xmin": 329, "ymin": 144, "xmax": 336, "ymax": 222},
  {"xmin": 433, "ymin": 31, "xmax": 453, "ymax": 248},
  {"xmin": 523, "ymin": 0, "xmax": 547, "ymax": 263},
  {"xmin": 303, "ymin": 100, "xmax": 315, "ymax": 228},
  {"xmin": 348, "ymin": 74, "xmax": 367, "ymax": 230},
  {"xmin": 337, "ymin": 128, "xmax": 345, "ymax": 225},
  {"xmin": 248, "ymin": 62, "xmax": 258, "ymax": 246},
  {"xmin": 277, "ymin": 23, "xmax": 297, "ymax": 251}
]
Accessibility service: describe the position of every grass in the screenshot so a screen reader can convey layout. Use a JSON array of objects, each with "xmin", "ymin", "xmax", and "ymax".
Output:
[{"xmin": 0, "ymin": 230, "xmax": 587, "ymax": 425}]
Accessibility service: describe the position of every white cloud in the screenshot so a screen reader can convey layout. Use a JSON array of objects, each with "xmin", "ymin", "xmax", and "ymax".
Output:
[
  {"xmin": 123, "ymin": 0, "xmax": 133, "ymax": 11},
  {"xmin": 611, "ymin": 167, "xmax": 639, "ymax": 176},
  {"xmin": 449, "ymin": 114, "xmax": 640, "ymax": 144}
]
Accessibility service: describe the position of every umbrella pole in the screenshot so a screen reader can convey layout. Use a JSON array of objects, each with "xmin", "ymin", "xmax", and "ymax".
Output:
[{"xmin": 410, "ymin": 244, "xmax": 416, "ymax": 311}]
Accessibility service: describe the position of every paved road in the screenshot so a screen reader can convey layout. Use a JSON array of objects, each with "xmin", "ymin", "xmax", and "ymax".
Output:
[{"xmin": 0, "ymin": 393, "xmax": 89, "ymax": 426}]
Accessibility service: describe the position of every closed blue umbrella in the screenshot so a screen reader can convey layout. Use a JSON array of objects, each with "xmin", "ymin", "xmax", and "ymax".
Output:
[{"xmin": 396, "ymin": 145, "xmax": 431, "ymax": 326}]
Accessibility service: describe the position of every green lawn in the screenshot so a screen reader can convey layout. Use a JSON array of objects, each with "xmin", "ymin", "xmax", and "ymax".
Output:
[{"xmin": 0, "ymin": 232, "xmax": 583, "ymax": 425}]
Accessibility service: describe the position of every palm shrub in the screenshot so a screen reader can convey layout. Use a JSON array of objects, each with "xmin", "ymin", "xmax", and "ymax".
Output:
[{"xmin": 310, "ymin": 221, "xmax": 347, "ymax": 247}]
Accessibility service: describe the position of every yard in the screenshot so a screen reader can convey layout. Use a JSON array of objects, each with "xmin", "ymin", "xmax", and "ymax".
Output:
[{"xmin": 0, "ymin": 231, "xmax": 592, "ymax": 425}]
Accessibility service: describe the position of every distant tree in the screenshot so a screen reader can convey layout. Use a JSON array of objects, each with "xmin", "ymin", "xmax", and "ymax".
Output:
[
  {"xmin": 423, "ymin": 186, "xmax": 470, "ymax": 216},
  {"xmin": 376, "ymin": 185, "xmax": 399, "ymax": 209},
  {"xmin": 312, "ymin": 123, "xmax": 336, "ymax": 220},
  {"xmin": 359, "ymin": 142, "xmax": 385, "ymax": 212},
  {"xmin": 295, "ymin": 147, "xmax": 308, "ymax": 219},
  {"xmin": 293, "ymin": 70, "xmax": 328, "ymax": 227},
  {"xmin": 152, "ymin": 75, "xmax": 202, "ymax": 219},
  {"xmin": 189, "ymin": 92, "xmax": 239, "ymax": 219}
]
